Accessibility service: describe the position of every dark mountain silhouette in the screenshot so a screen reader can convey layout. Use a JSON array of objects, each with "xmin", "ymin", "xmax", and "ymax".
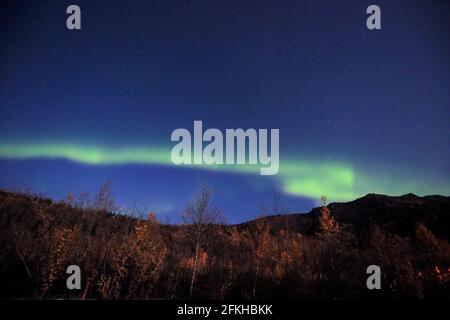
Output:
[{"xmin": 240, "ymin": 193, "xmax": 450, "ymax": 239}]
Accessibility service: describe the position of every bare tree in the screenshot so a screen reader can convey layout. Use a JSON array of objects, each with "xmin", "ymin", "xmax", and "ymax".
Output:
[
  {"xmin": 271, "ymin": 192, "xmax": 282, "ymax": 216},
  {"xmin": 77, "ymin": 190, "xmax": 92, "ymax": 209},
  {"xmin": 181, "ymin": 185, "xmax": 224, "ymax": 299},
  {"xmin": 94, "ymin": 179, "xmax": 117, "ymax": 212},
  {"xmin": 241, "ymin": 209, "xmax": 272, "ymax": 299}
]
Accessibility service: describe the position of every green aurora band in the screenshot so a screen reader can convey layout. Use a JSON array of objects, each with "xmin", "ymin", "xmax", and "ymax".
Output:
[{"xmin": 0, "ymin": 142, "xmax": 448, "ymax": 203}]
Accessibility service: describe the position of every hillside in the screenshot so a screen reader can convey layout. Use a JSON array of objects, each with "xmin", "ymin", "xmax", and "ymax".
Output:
[
  {"xmin": 243, "ymin": 193, "xmax": 450, "ymax": 239},
  {"xmin": 1, "ymin": 189, "xmax": 449, "ymax": 300}
]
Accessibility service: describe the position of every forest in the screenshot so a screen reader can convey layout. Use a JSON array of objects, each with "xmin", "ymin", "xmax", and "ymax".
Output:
[{"xmin": 0, "ymin": 183, "xmax": 449, "ymax": 300}]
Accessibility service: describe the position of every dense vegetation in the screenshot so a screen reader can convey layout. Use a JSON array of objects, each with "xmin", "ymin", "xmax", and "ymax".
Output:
[{"xmin": 0, "ymin": 184, "xmax": 449, "ymax": 300}]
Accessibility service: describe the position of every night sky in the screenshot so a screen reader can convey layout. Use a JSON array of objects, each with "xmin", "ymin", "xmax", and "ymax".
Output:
[{"xmin": 0, "ymin": 0, "xmax": 449, "ymax": 223}]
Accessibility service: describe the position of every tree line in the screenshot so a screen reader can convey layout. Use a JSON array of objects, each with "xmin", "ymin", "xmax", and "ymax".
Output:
[{"xmin": 0, "ymin": 183, "xmax": 449, "ymax": 299}]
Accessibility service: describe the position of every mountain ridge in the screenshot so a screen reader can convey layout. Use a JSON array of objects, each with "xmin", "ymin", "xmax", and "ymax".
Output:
[{"xmin": 238, "ymin": 193, "xmax": 450, "ymax": 239}]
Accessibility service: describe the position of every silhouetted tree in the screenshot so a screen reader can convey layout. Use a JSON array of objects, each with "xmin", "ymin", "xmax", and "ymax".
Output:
[{"xmin": 181, "ymin": 185, "xmax": 224, "ymax": 299}]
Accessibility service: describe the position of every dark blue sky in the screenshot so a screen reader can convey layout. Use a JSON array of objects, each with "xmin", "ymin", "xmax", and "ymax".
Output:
[{"xmin": 0, "ymin": 1, "xmax": 449, "ymax": 223}]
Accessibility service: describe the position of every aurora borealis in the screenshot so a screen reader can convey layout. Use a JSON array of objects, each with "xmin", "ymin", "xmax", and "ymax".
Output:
[
  {"xmin": 0, "ymin": 1, "xmax": 449, "ymax": 222},
  {"xmin": 0, "ymin": 141, "xmax": 448, "ymax": 209}
]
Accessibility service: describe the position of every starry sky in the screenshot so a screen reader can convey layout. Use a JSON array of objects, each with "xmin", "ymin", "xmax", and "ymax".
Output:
[{"xmin": 0, "ymin": 0, "xmax": 449, "ymax": 223}]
